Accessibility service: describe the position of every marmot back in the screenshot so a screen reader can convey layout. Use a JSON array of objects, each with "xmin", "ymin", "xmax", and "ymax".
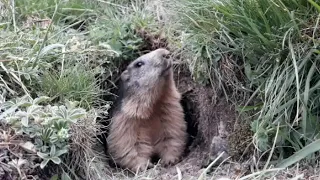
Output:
[{"xmin": 107, "ymin": 48, "xmax": 187, "ymax": 173}]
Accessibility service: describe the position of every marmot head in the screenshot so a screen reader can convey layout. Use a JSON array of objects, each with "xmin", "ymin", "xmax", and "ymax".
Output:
[{"xmin": 120, "ymin": 48, "xmax": 172, "ymax": 96}]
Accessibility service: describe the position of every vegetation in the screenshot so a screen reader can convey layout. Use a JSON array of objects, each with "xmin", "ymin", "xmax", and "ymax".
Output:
[
  {"xmin": 0, "ymin": 0, "xmax": 155, "ymax": 179},
  {"xmin": 166, "ymin": 0, "xmax": 320, "ymax": 170},
  {"xmin": 1, "ymin": 0, "xmax": 320, "ymax": 179}
]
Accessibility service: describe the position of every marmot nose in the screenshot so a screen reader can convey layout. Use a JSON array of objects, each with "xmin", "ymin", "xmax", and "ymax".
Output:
[
  {"xmin": 159, "ymin": 49, "xmax": 171, "ymax": 62},
  {"xmin": 162, "ymin": 54, "xmax": 172, "ymax": 71},
  {"xmin": 162, "ymin": 52, "xmax": 170, "ymax": 59},
  {"xmin": 162, "ymin": 53, "xmax": 171, "ymax": 67}
]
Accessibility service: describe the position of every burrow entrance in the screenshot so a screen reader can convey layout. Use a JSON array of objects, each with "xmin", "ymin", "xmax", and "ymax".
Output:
[
  {"xmin": 95, "ymin": 63, "xmax": 202, "ymax": 162},
  {"xmin": 94, "ymin": 29, "xmax": 253, "ymax": 178},
  {"xmin": 94, "ymin": 28, "xmax": 204, "ymax": 161},
  {"xmin": 96, "ymin": 61, "xmax": 241, "ymax": 167}
]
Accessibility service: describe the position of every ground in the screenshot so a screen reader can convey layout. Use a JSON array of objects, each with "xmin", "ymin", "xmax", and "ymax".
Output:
[{"xmin": 1, "ymin": 0, "xmax": 320, "ymax": 179}]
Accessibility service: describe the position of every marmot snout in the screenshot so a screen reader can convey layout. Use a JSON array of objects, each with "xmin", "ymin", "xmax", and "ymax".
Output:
[{"xmin": 106, "ymin": 48, "xmax": 188, "ymax": 172}]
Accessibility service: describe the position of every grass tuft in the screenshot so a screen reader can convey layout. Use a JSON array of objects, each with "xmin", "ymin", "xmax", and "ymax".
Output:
[{"xmin": 167, "ymin": 0, "xmax": 320, "ymax": 168}]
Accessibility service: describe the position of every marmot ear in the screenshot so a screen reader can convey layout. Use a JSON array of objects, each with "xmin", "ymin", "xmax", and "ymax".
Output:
[{"xmin": 121, "ymin": 70, "xmax": 130, "ymax": 82}]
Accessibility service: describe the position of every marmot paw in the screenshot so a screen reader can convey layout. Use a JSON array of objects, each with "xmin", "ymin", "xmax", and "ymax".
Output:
[
  {"xmin": 131, "ymin": 160, "xmax": 154, "ymax": 173},
  {"xmin": 160, "ymin": 155, "xmax": 180, "ymax": 167}
]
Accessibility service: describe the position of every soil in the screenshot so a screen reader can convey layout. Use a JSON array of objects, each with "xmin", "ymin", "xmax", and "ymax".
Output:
[{"xmin": 151, "ymin": 147, "xmax": 249, "ymax": 180}]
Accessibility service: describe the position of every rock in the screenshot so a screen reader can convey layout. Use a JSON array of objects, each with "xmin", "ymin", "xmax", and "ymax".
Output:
[{"xmin": 203, "ymin": 121, "xmax": 230, "ymax": 168}]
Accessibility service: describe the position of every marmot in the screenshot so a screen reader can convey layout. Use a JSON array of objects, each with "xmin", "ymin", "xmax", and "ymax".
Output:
[{"xmin": 106, "ymin": 48, "xmax": 187, "ymax": 172}]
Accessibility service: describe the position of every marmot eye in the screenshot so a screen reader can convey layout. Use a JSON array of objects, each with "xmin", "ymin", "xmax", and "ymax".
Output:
[{"xmin": 134, "ymin": 61, "xmax": 144, "ymax": 68}]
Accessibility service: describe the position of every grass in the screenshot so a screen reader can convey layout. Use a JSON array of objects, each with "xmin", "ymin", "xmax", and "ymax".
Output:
[
  {"xmin": 1, "ymin": 0, "xmax": 320, "ymax": 179},
  {"xmin": 166, "ymin": 0, "xmax": 320, "ymax": 167}
]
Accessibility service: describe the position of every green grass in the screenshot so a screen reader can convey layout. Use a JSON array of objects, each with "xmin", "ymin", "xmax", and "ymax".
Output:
[
  {"xmin": 14, "ymin": 0, "xmax": 98, "ymax": 23},
  {"xmin": 167, "ymin": 0, "xmax": 320, "ymax": 167},
  {"xmin": 40, "ymin": 65, "xmax": 101, "ymax": 109}
]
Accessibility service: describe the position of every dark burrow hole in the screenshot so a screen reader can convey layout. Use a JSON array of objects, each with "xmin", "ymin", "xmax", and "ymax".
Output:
[{"xmin": 181, "ymin": 92, "xmax": 199, "ymax": 154}]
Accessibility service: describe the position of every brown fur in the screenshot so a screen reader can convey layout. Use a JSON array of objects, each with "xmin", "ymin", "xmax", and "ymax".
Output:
[{"xmin": 106, "ymin": 48, "xmax": 187, "ymax": 172}]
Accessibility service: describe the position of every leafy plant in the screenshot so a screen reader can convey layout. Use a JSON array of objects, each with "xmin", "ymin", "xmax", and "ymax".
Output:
[
  {"xmin": 0, "ymin": 95, "xmax": 87, "ymax": 169},
  {"xmin": 37, "ymin": 145, "xmax": 68, "ymax": 169}
]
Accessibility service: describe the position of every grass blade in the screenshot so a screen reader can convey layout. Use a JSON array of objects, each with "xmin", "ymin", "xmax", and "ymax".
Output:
[
  {"xmin": 276, "ymin": 139, "xmax": 320, "ymax": 168},
  {"xmin": 308, "ymin": 0, "xmax": 320, "ymax": 13}
]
